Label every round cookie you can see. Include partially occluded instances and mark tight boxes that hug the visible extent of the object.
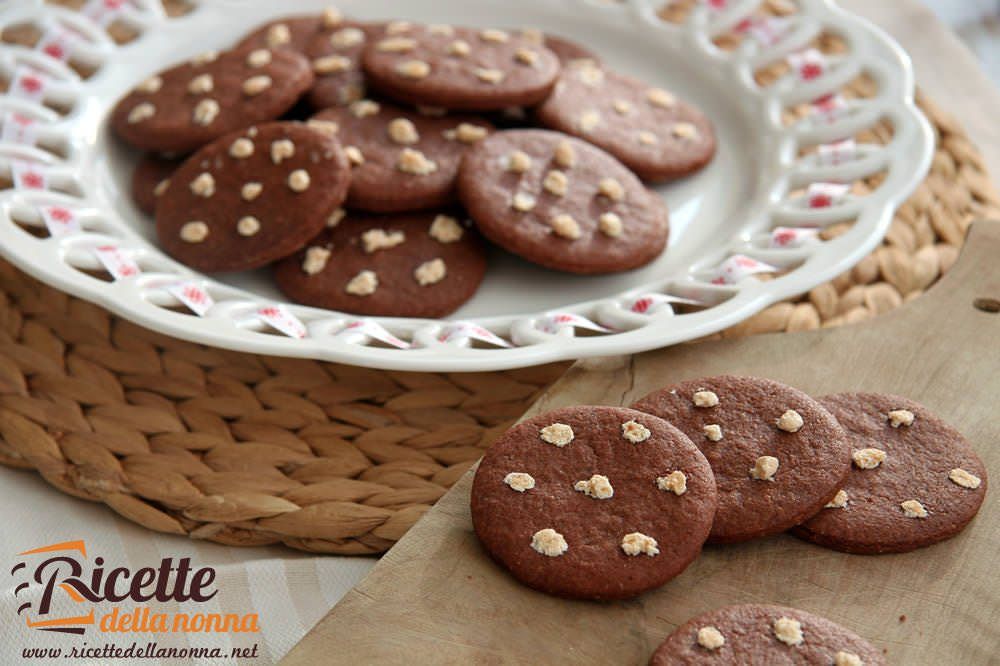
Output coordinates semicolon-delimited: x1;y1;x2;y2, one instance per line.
305;21;383;109
536;61;715;182
362;24;561;111
649;604;886;665
471;406;717;600
457;129;669;274
631;375;851;544
131;153;180;216
273;210;487;318
793;393;988;554
111;47;313;154
312;100;492;212
156;122;350;273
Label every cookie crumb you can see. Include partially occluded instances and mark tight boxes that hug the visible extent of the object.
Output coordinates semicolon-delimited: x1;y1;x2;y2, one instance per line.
396;60;431;79
377;37;416;52
345;270;378;296
229;137;254;159
327;208;346;228
361;228;406;253
901;499;928;518
621;532;659;557
598;177;625;202
697;626;725;650
703;424;723;441
313;54;351;74
350;99;381;118
834;651;863;666
888;409;915;428
693;390;719;407
554;140;576;168
423;215;463;244
192;99;219;126
613;99;632;115
621;420;651;443
447;40;471;57
414;258;447;286
578;110;601;133
270;139;295;164
505;150;533;173
345;145;365;165
246;48;272;68
190;51;218;66
307;119;339;136
598;212;623;238
180;221;209;243
515;48;538;66
949;468;982;489
385;20;411;35
638;130;659;145
330;27;364;49
136;76;162;94
776;409;804;433
240;182;262;201
504;472;535;492
657;470;687;496
750;455;779;481
543;170;569;197
187;73;214;95
397;148;438;175
575;62;604;86
512;192;537;212
301;246;331;275
852;448;887;470
574;474;614;499
549;214;581;240
647;87;676;109
825;489;848;509
189;172;215;198
480;28;509;43
531;528;568;557
448;123;488;143
153;179;169;197
428;24;455;37
773;617;803;646
287;169;311;192
128;102;156;124
387;118;420;145
322;6;343;28
236;216;261;237
475;67;506;84
672;122;699;140
266;23;291;47
539;423;574;447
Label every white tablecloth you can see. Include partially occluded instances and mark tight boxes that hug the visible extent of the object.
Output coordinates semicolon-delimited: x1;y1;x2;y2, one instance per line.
0;467;374;666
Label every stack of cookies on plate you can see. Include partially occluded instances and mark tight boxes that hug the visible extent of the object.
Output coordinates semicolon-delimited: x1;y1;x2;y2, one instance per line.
112;7;716;318
471;378;987;663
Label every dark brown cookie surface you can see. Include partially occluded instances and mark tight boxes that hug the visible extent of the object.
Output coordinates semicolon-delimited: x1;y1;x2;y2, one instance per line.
457;129;669;274
536;61;715;182
312;101;492;212
362;24;561;111
471;406;717;600
649;604;886;665
273;210;486;318
304;21;383;109
793;393;987;554
111;47;314;154
131;154;180;216
632;375;850;544
156;122;350;273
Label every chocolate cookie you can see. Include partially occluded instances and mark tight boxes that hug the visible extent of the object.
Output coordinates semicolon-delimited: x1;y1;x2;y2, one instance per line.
312;100;492;212
649;604;886;665
131;153;180;216
457;129;669;274
273;210;486;317
793;393;988;554
362;24;561;111
156;122;350;273
536;61;715;182
632;375;850;544
471;406;717;600
111;47;313;154
304;21;383;109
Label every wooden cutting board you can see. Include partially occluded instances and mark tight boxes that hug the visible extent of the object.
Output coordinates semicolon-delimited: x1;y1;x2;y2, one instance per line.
283;222;1000;665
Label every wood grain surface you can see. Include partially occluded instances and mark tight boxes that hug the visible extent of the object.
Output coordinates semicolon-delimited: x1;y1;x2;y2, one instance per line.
284;221;998;664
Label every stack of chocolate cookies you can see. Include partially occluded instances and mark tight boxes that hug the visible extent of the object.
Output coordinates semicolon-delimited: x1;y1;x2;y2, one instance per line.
112;7;717;318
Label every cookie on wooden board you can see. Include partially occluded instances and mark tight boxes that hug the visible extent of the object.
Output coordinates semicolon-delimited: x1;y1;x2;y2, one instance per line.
156;122;350;273
312;100;492;212
131;153;180;216
457;129;669;274
471;405;717;600
536;60;715;181
273;210;487;318
111;47;313;154
631;375;851;544
793;393;988;554
649;604;886;665
362;24;562;111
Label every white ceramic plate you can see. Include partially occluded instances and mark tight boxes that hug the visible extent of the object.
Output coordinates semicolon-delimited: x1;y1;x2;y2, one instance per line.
0;0;933;370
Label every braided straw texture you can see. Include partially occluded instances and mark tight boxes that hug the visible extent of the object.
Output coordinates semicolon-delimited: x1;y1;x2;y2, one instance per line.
0;0;998;555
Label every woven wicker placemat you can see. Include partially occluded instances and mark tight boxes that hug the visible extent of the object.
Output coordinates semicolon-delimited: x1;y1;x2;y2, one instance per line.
2;3;999;556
